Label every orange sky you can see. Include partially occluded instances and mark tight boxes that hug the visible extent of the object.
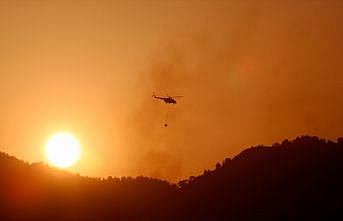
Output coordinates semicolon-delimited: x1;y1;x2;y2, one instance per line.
0;0;343;181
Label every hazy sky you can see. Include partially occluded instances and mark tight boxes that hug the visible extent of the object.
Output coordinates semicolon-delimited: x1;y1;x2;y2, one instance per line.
0;0;343;181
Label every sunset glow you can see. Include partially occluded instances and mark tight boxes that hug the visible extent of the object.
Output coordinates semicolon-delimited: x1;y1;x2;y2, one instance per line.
45;133;81;168
0;0;342;181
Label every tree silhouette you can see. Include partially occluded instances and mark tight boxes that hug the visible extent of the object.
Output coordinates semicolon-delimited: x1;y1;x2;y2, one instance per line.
0;135;343;220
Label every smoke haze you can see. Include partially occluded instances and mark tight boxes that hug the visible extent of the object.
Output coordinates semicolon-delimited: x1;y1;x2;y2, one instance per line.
0;0;343;181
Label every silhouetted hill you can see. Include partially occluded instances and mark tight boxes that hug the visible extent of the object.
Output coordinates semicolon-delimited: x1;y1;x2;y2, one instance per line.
177;136;343;220
1;135;343;220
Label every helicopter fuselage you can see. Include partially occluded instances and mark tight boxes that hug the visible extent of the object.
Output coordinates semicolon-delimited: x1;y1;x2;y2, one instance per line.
163;97;177;104
153;96;177;104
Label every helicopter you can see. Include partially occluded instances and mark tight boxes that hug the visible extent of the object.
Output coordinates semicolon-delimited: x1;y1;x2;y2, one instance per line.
152;93;183;104
152;93;183;127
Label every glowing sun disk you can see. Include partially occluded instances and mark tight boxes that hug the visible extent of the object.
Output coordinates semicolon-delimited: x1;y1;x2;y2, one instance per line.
45;133;81;168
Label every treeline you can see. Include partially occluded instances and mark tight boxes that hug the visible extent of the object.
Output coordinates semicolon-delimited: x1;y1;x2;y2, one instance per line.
0;135;343;220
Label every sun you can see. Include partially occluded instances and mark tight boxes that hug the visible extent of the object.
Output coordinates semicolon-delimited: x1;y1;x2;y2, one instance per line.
45;132;81;168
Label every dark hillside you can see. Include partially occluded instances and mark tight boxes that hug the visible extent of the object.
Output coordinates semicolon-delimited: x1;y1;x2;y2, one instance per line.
1;136;343;220
178;136;343;220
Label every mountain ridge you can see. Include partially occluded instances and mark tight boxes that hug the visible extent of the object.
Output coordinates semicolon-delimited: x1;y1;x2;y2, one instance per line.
0;135;343;220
